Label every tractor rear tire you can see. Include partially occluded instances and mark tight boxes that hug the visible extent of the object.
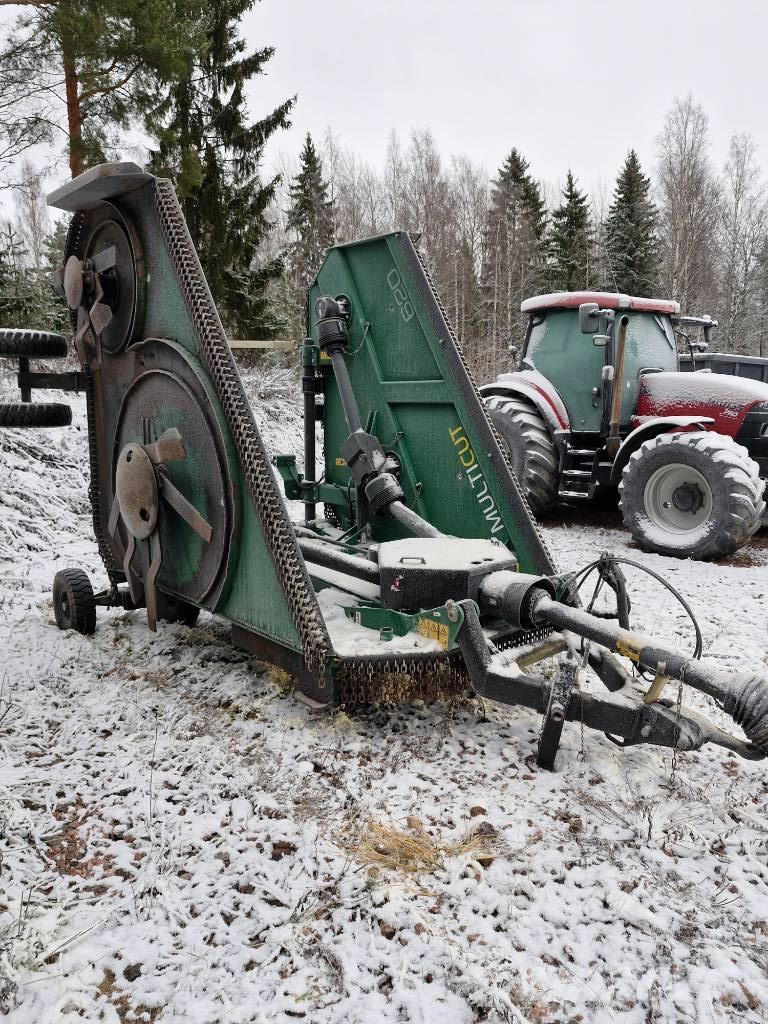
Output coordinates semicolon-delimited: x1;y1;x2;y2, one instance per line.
53;569;96;635
0;403;72;428
619;431;765;560
485;394;559;517
0;329;68;359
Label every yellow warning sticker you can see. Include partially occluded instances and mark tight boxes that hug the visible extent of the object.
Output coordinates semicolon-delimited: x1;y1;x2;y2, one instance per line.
616;635;642;663
335;457;346;467
417;618;449;649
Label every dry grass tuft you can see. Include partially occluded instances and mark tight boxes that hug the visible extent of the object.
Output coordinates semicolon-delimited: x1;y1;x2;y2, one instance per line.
267;666;295;696
349;818;497;875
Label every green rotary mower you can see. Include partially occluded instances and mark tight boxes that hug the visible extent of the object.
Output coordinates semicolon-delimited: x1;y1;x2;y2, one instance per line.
2;162;766;771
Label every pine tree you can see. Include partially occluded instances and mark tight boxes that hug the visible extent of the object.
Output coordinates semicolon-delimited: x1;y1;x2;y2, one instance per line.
479;149;547;380
147;0;294;337
547;171;594;291
0;1;206;180
603;150;658;294
287;133;335;299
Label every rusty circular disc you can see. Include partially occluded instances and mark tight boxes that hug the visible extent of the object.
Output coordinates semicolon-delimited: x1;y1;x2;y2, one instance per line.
63;255;84;311
112;340;234;608
65;203;145;355
115;443;159;540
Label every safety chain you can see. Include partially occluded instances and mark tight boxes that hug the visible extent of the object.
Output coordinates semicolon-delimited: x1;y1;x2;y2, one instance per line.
335;651;468;705
335;626;553;705
578;640;590;761
669;678;685;786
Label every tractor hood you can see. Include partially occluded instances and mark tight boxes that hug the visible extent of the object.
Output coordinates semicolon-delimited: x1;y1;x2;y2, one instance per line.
635;371;768;434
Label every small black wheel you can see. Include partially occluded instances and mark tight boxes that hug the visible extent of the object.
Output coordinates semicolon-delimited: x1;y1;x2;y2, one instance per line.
0;403;72;428
155;592;201;627
0;329;68;359
53;569;96;635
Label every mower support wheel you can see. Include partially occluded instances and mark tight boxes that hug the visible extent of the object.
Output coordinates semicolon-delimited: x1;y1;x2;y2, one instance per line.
485;394;559;517
619;431;765;559
53;569;97;635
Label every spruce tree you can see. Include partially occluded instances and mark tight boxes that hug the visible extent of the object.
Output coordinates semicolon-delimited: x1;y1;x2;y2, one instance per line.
0;225;29;328
287;133;335;297
0;224;66;331
547;171;594;291
603;150;658;294
479;149;547;379
147;1;294;337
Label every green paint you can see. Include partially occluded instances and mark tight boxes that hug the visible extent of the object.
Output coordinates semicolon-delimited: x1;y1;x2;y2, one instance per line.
344;600;465;650
524;309;677;431
310;232;549;572
274;453;351;513
118;187;306;654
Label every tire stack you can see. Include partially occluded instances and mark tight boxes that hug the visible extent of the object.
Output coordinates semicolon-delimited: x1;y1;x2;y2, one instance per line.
0;329;72;427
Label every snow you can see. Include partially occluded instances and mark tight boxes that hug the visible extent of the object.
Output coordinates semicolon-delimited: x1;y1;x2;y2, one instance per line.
640;370;768;410
317;588;443;656
2;370;768;1024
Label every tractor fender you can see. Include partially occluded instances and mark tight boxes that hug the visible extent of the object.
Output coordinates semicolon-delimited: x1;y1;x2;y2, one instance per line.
480;370;569;435
610;416;715;484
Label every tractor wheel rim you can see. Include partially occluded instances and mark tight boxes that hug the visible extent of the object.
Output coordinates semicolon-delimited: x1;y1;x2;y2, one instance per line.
644;463;713;536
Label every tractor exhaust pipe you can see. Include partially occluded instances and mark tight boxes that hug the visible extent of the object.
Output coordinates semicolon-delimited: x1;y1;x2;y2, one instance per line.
605;314;629;460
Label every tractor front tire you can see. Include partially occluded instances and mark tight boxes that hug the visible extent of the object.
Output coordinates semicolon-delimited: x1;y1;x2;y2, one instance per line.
485;394;559;517
53;569;96;635
619;431;764;560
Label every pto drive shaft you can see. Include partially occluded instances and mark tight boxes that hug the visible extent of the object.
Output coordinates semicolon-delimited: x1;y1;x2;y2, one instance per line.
478;571;768;755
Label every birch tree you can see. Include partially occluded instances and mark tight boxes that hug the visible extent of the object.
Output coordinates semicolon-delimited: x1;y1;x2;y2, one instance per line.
656;95;720;315
716;134;768;353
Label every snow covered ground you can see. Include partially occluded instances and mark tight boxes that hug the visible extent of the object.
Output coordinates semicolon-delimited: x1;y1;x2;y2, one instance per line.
1;374;767;1024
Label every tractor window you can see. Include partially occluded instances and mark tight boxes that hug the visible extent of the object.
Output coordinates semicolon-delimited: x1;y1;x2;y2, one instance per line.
621;314;679;423
523;310;606;431
653;314;677;352
525;315;548;363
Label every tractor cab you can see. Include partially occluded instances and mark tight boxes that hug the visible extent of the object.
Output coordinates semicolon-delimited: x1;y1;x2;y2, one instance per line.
519;292;680;434
482;290;768;560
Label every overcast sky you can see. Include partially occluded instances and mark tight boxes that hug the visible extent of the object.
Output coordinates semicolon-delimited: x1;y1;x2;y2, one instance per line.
245;0;768;193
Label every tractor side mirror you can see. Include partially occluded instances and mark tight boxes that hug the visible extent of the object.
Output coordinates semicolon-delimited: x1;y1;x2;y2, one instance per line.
578;302;600;334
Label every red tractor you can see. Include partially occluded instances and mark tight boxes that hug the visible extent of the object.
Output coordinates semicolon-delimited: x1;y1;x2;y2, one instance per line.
481;292;768;559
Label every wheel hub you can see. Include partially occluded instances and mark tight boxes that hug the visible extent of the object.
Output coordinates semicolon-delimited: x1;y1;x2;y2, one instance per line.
669;482;704;514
